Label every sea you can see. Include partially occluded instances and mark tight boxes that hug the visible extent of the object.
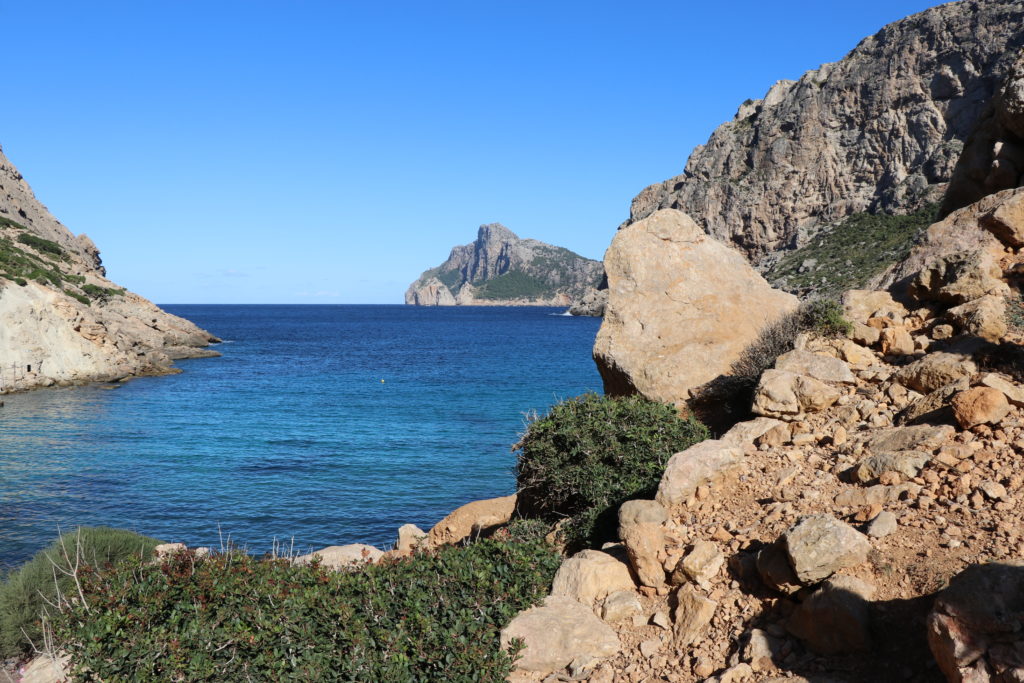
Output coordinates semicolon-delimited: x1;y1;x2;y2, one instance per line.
0;305;603;569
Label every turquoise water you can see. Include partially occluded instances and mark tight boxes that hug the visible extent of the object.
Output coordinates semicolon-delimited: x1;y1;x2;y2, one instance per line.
0;305;603;568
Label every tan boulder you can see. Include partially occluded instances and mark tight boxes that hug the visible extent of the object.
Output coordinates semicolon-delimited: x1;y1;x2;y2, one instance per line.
774;349;855;384
720;417;786;448
501;595;620;675
293;544;384;570
673;540;724;588
895;352;977;393
981;188;1024;247
911;250;1007;305
394;524;427;555
19;654;70;683
951;387;1011;428
979;372;1024;406
153;542;187;559
879;327;915;356
593;209;798;406
427;494;516;546
863;424;955;453
850;322;881;347
783;515;870;585
842;290;908;324
752;369;841;419
786;575;875;655
945;295;1008;341
656;440;743;507
674;584;718;646
550;549;636;607
618;500;668;588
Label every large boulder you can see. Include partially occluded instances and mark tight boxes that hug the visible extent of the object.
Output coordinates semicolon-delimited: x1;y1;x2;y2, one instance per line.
550;549;636;607
927;561;1024;683
618;500;669;588
501;596;620;676
786;575;875;655
594;209;798;406
752;370;842;420
656;440;743;507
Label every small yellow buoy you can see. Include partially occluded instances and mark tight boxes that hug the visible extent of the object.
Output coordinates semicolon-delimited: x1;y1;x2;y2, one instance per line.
381;379;385;383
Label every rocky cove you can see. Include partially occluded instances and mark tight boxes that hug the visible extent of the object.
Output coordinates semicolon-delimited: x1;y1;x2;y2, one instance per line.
7;1;1024;682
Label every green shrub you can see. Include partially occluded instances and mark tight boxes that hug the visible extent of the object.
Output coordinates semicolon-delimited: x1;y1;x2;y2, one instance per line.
500;518;552;544
515;394;709;548
473;270;554;300
16;233;65;258
0;527;162;657
53;538;559;682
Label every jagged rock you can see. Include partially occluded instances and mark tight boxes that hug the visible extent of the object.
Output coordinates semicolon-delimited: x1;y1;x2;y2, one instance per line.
946;295;1008;342
783;515;871;585
756;541;801;595
405;223;602;306
628;3;1024;264
394;524;427;555
927;561;1024;683
618;500;668;588
851;322;882;347
550;549;635;607
786;575;875;655
911;251;1008;306
880;327;916;356
0;146;219;392
898;379;970;425
863;424;954;453
601;589;642;623
752;369;841;419
593;209;797;406
427;494;516;546
774;350;855;384
501;595;620;675
981;187;1024;248
852;451;930;483
842;290;908;325
673;540;724;587
674;584;717;647
979;373;1024;407
951;387;1011;428
721;417;786;448
656;439;743;507
896;353;977;394
568;286;608;317
294;544;384;570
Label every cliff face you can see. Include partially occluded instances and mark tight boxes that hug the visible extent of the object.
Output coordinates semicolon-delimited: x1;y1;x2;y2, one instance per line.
628;0;1024;262
0;145;219;393
406;223;603;307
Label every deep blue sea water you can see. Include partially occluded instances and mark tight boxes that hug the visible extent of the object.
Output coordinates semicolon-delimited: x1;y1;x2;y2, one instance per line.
0;305;602;569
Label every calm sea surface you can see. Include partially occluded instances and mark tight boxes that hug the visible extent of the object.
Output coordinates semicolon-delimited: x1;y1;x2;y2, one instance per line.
0;305;602;569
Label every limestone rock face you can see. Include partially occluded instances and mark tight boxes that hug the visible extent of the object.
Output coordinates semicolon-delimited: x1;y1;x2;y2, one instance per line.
405;223;602;307
626;2;1024;262
500;595;620;675
594;209;798;405
0;145;219;393
568;286;608;317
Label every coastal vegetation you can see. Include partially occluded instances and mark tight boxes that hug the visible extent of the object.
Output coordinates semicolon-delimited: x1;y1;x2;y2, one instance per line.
0;527;162;658
0;223;123;303
767;204;939;296
515;394;709;548
52;537;560;681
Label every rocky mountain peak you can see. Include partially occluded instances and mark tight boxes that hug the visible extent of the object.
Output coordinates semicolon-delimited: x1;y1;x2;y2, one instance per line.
628;0;1024;264
406;224;603;307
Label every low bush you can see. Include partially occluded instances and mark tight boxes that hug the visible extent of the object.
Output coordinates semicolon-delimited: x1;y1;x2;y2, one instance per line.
515;393;709;548
16;233;65;259
0;527;162;657
690;298;852;431
53;537;560;681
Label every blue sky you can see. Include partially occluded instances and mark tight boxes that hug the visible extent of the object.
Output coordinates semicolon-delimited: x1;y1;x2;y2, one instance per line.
2;0;940;303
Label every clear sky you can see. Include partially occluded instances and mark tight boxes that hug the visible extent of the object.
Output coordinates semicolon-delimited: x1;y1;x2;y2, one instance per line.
2;0;941;304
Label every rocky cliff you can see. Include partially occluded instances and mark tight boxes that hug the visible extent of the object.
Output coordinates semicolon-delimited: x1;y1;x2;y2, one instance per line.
628;0;1024;265
0;145;219;393
405;223;603;307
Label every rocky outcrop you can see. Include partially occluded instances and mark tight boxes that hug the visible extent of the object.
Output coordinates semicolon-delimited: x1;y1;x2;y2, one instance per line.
405;223;602;307
627;1;1024;262
593;209;798;406
0;145;218;393
568;286;608;317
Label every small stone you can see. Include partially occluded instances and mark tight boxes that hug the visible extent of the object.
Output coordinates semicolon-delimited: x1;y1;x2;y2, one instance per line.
866;510;898;538
639;638;661;658
931;324;954;340
673;540;724;587
673;585;717;646
602;590;643;623
651;610;671;630
951;387;1011;428
880;327;915;356
783;515;871;585
978;480;1007;501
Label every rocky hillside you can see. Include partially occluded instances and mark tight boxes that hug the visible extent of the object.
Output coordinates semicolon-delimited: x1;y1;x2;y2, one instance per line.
405;223;603;307
0;145;218;393
628;0;1024;270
